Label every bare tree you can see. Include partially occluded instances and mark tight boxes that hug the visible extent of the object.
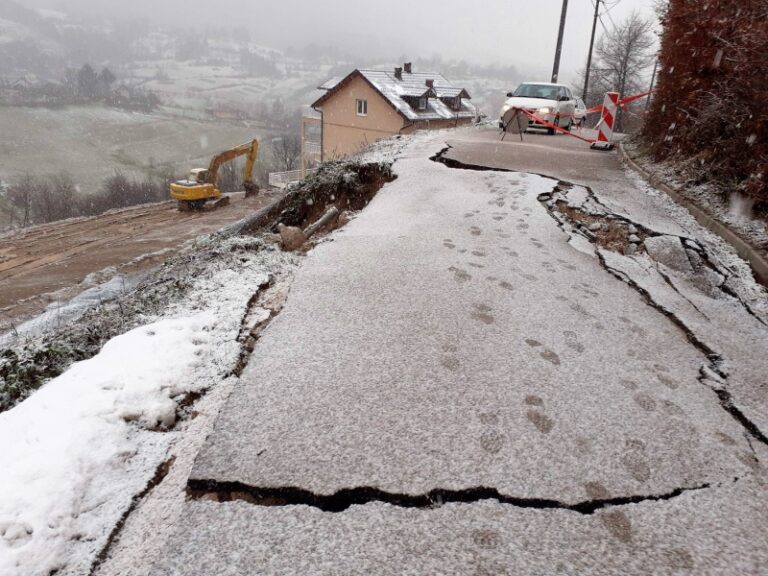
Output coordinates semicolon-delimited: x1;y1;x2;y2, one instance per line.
270;135;302;172
6;175;35;227
581;11;656;130
31;174;77;223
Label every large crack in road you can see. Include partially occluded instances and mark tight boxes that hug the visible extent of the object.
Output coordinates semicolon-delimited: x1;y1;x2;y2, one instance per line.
91;160;398;576
186;478;712;514
432;148;768;453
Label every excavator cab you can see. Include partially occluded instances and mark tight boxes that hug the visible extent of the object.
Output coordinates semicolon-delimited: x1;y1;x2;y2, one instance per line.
170;139;260;210
189;168;209;184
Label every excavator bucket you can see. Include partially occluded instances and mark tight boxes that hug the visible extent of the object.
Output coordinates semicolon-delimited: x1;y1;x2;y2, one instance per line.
244;181;260;198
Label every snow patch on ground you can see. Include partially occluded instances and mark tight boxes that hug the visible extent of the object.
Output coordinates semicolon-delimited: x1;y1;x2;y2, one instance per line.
0;316;206;575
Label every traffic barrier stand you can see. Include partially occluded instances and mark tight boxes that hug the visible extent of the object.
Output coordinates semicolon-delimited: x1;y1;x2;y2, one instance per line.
499;90;649;151
590;92;619;151
585;90;651;116
500;108;527;142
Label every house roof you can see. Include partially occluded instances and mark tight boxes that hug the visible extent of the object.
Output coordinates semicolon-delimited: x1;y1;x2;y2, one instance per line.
318;76;345;91
435;87;470;99
313;68;476;122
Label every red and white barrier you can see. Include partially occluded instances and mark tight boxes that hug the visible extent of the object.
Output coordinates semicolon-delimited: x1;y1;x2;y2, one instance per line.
591;92;620;150
499;90;651;151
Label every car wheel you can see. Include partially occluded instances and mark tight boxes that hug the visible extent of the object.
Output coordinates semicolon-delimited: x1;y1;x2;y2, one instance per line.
548;116;559;135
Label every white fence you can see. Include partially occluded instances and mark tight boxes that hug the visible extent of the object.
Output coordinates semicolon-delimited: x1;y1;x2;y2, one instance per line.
268;168;318;189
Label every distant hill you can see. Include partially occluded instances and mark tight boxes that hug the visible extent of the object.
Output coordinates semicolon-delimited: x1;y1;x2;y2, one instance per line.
0;0;138;78
0;0;61;44
0;0;66;76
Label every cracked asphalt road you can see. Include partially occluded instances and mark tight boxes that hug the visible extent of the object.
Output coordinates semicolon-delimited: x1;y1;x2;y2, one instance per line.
151;129;768;575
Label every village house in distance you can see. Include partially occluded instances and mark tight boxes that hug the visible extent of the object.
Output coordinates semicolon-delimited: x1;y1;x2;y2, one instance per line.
302;63;476;170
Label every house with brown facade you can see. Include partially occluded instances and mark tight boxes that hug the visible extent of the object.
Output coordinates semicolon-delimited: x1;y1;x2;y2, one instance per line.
303;63;476;165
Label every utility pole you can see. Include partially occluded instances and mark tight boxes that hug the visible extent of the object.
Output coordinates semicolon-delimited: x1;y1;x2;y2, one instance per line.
551;0;569;83
582;0;601;100
644;59;659;113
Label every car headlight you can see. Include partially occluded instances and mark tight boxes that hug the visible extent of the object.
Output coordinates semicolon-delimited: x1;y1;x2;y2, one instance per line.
538;107;552;114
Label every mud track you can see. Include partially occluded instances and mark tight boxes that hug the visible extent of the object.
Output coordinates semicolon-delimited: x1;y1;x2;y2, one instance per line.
0;191;282;332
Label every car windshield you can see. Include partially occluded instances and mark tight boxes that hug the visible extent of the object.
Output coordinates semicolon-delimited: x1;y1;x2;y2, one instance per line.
513;84;559;99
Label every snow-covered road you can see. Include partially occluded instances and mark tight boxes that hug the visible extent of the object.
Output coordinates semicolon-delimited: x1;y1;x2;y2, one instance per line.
143;132;768;575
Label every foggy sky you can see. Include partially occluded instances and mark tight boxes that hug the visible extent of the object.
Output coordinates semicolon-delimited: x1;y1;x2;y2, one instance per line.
27;0;657;83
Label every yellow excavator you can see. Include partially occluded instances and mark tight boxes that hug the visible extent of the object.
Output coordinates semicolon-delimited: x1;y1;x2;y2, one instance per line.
170;139;260;210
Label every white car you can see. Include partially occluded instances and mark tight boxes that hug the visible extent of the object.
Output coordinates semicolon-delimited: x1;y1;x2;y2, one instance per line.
500;82;577;134
574;97;588;127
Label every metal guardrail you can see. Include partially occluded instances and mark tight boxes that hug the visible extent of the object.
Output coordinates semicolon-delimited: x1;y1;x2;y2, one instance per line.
268;168;318;189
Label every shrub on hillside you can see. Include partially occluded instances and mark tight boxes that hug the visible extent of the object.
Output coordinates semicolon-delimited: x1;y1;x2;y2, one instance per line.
78;172;171;216
644;0;768;203
1;171;175;228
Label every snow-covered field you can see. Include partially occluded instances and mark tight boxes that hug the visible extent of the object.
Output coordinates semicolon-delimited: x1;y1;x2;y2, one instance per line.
129;58;334;114
0;105;264;194
0;234;297;575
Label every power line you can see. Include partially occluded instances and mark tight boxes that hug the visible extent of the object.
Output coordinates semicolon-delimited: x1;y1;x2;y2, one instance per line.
598;14;611;34
601;0;621;29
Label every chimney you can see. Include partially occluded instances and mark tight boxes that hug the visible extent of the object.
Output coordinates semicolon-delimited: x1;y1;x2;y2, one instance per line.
404;62;412;74
425;79;434;89
394;67;403;80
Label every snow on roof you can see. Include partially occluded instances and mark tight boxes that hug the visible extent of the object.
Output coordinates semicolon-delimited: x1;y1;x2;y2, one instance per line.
314;68;476;122
318;76;344;91
434;87;469;99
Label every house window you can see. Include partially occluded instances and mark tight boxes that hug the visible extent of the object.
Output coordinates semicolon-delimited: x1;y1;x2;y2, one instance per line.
356;99;368;116
419;97;427;110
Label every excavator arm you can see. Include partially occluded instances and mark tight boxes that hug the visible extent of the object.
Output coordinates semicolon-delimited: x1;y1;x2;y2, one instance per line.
206;139;260;190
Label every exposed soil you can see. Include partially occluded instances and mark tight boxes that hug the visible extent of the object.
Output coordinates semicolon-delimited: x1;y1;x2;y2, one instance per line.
0;190;282;332
549;201;649;255
268;161;396;231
